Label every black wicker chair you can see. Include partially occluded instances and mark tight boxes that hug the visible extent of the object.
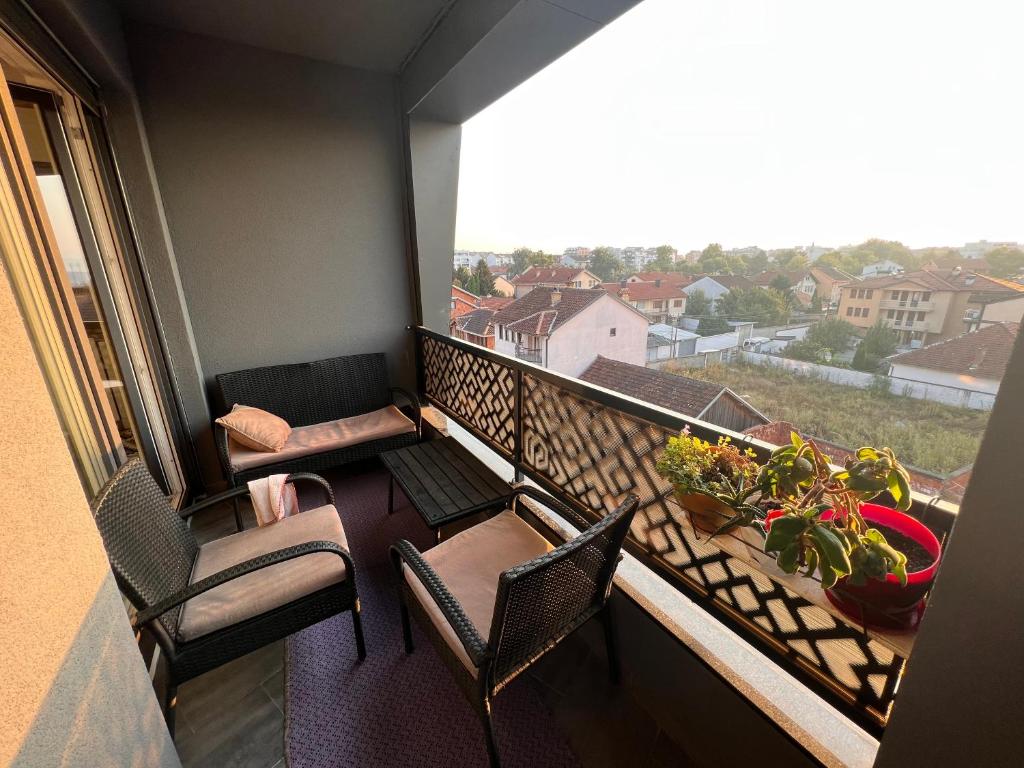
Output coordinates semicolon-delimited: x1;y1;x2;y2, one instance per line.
390;486;639;768
213;352;421;526
91;458;365;735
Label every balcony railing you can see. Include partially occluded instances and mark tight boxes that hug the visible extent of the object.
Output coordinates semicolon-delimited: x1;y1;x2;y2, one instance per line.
880;299;934;311
514;344;543;364
415;327;957;735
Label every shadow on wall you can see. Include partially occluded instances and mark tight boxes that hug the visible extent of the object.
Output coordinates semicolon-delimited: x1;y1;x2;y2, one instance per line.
10;572;180;768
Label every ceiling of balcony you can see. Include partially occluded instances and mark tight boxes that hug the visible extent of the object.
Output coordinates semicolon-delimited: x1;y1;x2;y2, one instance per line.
110;0;454;73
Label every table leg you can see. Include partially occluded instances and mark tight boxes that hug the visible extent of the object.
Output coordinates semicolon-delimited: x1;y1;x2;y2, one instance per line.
435;526;442;545
388;475;394;515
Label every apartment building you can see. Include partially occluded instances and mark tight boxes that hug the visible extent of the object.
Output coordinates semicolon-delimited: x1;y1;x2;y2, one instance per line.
492;287;647;376
509;266;601;297
837;269;1024;345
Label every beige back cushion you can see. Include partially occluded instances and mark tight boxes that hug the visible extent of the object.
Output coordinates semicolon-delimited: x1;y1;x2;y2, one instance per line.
216;404;292;452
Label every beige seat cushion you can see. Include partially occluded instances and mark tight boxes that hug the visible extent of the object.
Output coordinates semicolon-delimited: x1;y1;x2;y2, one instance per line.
178;504;349;642
404;509;553;674
229;405;416;473
216;404;292;452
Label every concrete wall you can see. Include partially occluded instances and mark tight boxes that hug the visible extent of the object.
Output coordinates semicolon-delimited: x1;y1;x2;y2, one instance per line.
889;363;1000;395
739;351;997;410
547;295;647;377
126;25;415;460
0;260;178;767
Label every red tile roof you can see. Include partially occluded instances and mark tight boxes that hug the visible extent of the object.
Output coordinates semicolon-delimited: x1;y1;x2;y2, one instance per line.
511;266;588;285
478;296;513;310
629;272;692;285
851;269;1024;294
580;356;765;424
492;287;606;336
602;282;688;300
889;322;1019;380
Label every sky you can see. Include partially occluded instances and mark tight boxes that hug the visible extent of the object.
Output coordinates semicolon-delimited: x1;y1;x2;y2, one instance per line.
454;0;1024;255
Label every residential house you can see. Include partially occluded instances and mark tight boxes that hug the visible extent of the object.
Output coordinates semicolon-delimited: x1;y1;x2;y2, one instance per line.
974;292;1024;329
837;268;1024;346
478;295;513;311
510;266;602;298
753;266;854;310
627;271;692;286
685;274;756;304
452;307;497;349
861;259;904;277
602;280;688;323
561;246;592;267
492;287;647;376
450;284;479;320
888;322;1019;395
646;324;699;363
488;265;515;297
580;356;768;432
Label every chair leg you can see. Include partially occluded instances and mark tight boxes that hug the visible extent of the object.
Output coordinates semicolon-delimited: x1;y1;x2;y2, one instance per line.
164;678;178;738
602;603;621;685
481;698;502;768
352;598;367;661
387;475;395;514
232;496;243;531
390;549;415;653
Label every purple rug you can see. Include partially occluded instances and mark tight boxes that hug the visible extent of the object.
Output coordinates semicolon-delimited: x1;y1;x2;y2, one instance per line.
285;468;580;768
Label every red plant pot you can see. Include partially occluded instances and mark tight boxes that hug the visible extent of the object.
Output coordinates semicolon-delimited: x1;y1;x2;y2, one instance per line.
823;503;942;632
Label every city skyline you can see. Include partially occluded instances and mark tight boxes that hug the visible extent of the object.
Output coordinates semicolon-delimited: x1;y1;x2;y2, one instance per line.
454;0;1024;254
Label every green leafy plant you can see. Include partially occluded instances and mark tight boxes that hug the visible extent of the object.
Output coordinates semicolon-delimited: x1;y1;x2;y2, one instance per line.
655;429;764;535
758;433;912;589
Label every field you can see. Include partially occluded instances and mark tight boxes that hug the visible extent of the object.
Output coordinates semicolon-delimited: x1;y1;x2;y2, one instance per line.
677;361;988;475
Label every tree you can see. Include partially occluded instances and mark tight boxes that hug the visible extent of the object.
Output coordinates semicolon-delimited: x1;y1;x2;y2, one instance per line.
806;318;855;352
527;250;556;268
769;274;794;294
510;248;533;278
772;249;808;270
852;320;898;372
467;258;496;296
699;242;744;274
684;289;712;318
453;265;472;289
740;249;769;275
590;246;624;281
652;244;676;271
715;287;791;325
986;246;1024;278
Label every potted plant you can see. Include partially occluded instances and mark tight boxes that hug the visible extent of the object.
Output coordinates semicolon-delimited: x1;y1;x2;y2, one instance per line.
759;433;941;631
655;429;769;563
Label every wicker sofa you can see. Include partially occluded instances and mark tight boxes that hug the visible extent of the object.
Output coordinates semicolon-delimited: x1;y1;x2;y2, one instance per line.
213;352;420;491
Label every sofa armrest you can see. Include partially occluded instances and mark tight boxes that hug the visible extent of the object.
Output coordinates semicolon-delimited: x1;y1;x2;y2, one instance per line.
390;386;422;438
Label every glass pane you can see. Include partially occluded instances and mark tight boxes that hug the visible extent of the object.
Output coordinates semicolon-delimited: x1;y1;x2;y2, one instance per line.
13;96;139;457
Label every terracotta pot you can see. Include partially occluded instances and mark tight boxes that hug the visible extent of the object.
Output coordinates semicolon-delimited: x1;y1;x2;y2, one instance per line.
673;489;772;568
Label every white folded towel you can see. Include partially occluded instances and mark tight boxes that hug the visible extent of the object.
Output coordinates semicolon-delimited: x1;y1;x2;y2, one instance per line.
247;474;299;527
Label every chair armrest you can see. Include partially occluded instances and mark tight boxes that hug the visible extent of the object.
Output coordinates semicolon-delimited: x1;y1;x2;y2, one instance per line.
509;485;593;532
390;386;422;437
180;473;334;519
390;539;490;667
132;539;354;631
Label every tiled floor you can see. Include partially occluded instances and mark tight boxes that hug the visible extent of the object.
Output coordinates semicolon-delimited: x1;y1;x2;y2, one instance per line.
172;465;688;768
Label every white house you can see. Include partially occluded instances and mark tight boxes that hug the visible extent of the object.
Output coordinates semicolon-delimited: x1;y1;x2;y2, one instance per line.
861;259;904;277
685;274;756;304
887;322;1019;395
492;287;648;377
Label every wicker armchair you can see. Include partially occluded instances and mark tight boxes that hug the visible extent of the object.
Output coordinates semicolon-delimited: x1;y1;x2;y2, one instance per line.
91;458;365;734
390;486;639;768
213;353;421;526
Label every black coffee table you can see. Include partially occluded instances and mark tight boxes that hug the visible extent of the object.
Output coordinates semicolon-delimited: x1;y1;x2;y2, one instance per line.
380;437;511;541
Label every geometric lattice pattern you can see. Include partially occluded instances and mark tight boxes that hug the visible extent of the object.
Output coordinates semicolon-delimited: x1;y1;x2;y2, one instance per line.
421;334;516;458
420;331;905;731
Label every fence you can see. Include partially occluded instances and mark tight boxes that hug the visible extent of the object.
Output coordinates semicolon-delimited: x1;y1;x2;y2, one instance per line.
738;351;997;411
415;326;957;734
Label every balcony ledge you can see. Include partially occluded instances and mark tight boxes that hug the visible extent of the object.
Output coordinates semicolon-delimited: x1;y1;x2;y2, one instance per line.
444;422;879;768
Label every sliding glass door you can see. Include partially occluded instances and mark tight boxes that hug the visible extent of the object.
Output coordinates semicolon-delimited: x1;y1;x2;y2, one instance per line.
0;44;186;501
